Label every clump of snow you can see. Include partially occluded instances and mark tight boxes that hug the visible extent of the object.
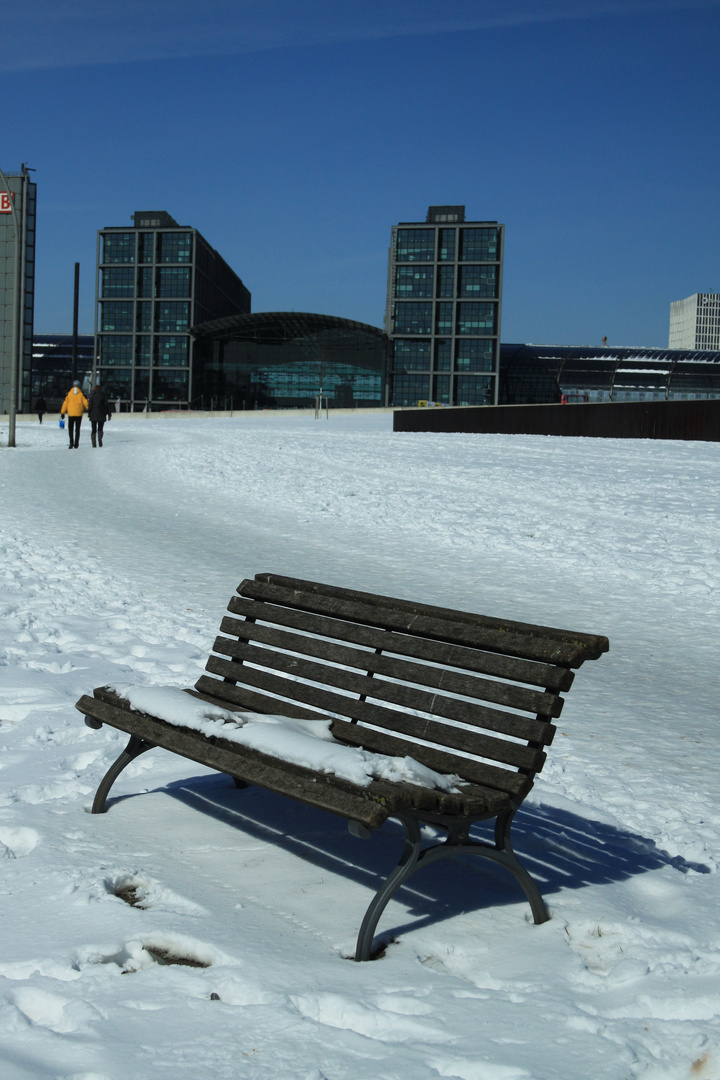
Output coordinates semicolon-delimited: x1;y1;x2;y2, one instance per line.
0;826;40;858
108;682;461;793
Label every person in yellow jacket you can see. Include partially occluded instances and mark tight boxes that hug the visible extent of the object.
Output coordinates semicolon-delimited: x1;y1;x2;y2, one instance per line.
60;381;89;449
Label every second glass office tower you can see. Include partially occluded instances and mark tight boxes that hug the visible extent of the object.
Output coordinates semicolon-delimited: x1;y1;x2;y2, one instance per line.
385;206;503;407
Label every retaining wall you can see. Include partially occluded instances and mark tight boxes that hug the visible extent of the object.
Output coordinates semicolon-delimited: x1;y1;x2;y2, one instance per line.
393;399;720;441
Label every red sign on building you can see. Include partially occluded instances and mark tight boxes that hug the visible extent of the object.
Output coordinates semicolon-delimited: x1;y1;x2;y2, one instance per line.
1;191;12;213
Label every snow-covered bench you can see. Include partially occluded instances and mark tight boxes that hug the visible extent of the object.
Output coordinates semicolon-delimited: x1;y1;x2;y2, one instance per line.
76;573;609;961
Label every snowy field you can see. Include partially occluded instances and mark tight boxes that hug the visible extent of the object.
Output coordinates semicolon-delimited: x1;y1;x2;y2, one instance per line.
0;411;718;1080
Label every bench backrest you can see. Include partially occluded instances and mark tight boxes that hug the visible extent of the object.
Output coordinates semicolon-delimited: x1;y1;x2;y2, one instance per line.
194;574;609;799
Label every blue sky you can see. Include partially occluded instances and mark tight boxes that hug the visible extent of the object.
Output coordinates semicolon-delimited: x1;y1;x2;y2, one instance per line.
3;0;719;346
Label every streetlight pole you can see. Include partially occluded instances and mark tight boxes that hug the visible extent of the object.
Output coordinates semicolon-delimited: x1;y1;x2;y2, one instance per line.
0;165;21;448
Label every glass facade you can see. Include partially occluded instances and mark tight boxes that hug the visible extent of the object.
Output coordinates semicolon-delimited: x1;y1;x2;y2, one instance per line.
498;344;720;405
136;336;151;365
101;268;135;297
438;229;456;262
458;264;497;298
100;302;134;332
396;229;435;262
191;313;388;410
394;303;433;335
386;208;503;406
98;335;133;363
102;233;135;264
137;302;152;331
157;232;192;263
437;265;454;298
393;374;432;407
155;301;190;332
456;338;494;371
95;212;250;409
156;336;189;365
457;302;496;335
30;335;94;413
394;340;431;368
460;228;500;262
137;267;153;297
156;266;191;297
436;302;454;336
433;374;451;403
455;375;494;405
396;265;433;297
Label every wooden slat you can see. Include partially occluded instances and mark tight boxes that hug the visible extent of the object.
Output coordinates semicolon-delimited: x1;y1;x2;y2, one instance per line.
226;597;575;692
240;580;580;667
202;656;547;772
209;637;557;744
347;774;509;817
328;719;529;799
243;576;609;666
193;676;329;721
252;573;610;660
214;620;564;718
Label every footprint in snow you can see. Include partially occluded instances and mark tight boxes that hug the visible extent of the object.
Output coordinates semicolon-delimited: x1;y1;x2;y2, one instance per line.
76;932;223;973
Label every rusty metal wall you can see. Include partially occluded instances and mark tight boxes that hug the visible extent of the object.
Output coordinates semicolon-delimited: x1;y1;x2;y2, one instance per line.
393;398;720;441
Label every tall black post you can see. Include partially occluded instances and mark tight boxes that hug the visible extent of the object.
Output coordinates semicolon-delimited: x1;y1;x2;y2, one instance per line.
71;262;80;381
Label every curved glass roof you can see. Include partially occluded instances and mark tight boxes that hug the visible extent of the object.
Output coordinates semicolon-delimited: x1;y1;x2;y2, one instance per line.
191;311;387;344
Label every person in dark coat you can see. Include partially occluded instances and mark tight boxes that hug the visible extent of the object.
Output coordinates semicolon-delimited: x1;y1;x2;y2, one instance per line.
35;396;47;423
88;384;112;447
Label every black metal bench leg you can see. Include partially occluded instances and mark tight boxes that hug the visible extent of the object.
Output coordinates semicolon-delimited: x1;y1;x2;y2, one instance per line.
91;735;155;814
354;808;549;958
494;805;550;924
355;814;422;961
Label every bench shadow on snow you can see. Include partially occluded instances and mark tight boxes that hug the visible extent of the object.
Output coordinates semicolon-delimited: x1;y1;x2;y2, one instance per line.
116;770;712;936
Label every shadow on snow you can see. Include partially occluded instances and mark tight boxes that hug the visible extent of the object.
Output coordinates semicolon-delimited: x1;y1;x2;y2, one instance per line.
105;770;710;941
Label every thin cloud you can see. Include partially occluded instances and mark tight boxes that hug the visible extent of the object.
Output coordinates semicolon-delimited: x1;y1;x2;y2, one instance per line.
2;0;718;72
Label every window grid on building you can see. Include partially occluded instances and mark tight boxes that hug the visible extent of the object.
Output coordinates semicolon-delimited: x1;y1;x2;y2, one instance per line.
95;212;250;408
385;208;503;406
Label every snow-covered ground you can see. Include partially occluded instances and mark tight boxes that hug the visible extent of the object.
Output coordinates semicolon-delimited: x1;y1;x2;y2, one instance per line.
0;411;718;1080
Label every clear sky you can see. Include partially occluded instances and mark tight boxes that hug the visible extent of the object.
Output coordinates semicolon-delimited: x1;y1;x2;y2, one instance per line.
3;0;719;346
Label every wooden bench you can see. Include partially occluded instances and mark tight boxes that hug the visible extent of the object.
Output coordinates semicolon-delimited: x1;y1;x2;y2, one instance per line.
76;573;609;961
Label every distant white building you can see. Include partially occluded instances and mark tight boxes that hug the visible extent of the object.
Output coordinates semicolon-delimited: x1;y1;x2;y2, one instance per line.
669;293;720;351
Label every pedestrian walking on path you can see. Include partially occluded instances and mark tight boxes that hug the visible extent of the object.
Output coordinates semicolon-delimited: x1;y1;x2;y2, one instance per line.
60;381;88;449
35;396;46;423
88;384;112;447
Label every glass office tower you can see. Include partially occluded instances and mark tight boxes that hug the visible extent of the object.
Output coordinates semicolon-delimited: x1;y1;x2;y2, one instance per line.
385;206;503;407
95;211;250;409
0;167;36;414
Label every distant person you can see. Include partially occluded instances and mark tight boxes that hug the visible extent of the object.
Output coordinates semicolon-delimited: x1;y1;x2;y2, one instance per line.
60;380;88;449
88;384;112;447
115;397;121;414
35;395;46;423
